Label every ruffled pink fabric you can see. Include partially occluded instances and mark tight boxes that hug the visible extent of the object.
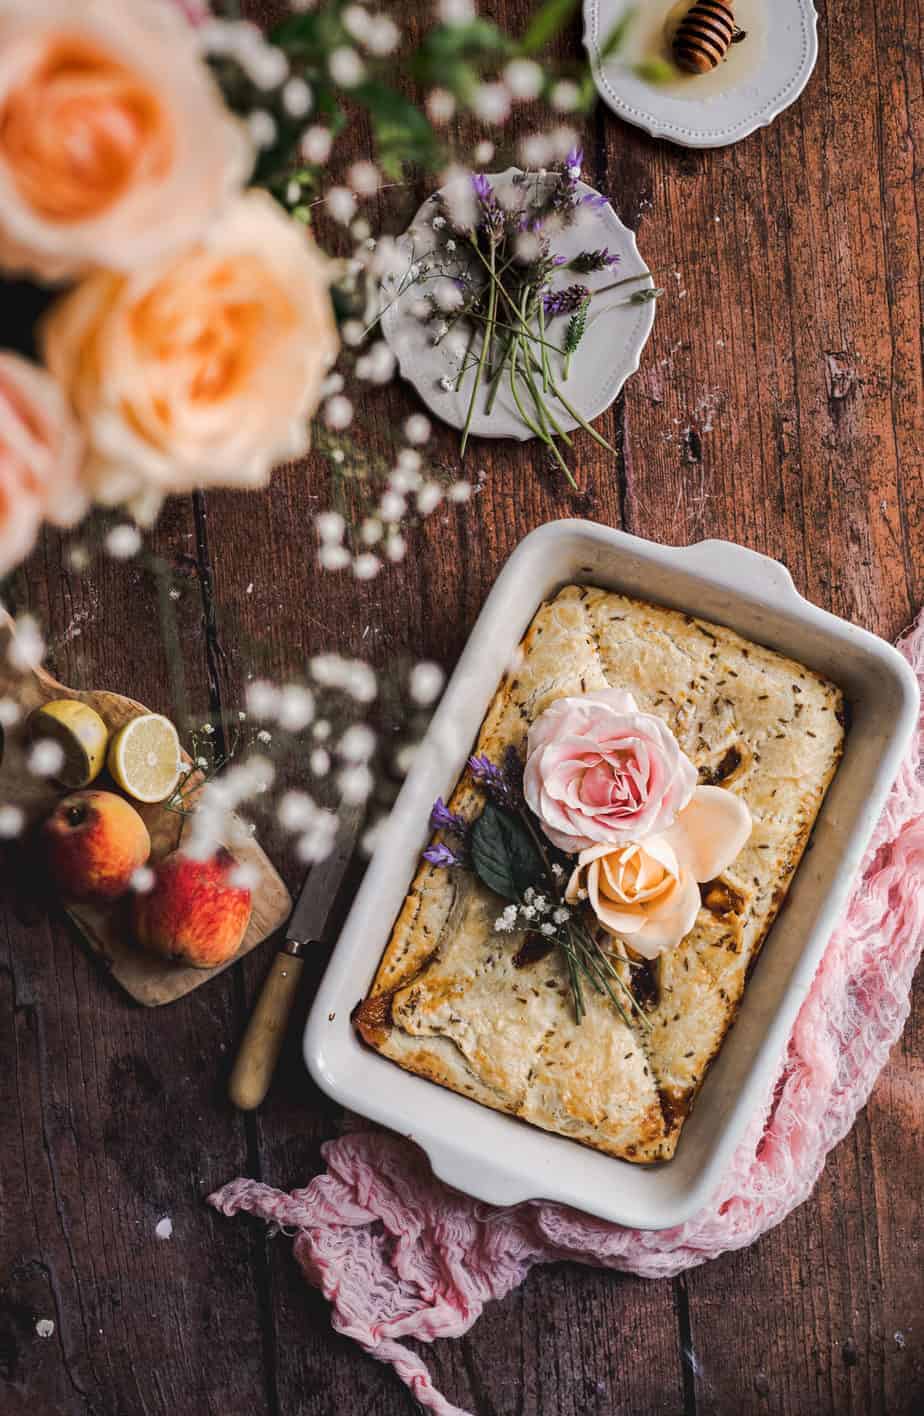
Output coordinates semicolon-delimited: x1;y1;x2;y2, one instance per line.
210;613;924;1416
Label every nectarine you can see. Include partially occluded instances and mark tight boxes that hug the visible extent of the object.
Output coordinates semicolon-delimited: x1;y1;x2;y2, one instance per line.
132;847;252;969
43;790;151;902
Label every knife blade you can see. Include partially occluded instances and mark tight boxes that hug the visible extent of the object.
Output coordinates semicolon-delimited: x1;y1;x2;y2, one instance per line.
283;804;363;956
228;806;362;1110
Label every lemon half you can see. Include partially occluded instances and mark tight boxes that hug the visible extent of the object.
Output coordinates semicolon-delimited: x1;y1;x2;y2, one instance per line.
108;713;182;804
30;699;109;788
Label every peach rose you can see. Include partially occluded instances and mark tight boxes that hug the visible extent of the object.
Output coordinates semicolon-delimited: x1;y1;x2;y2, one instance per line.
42;191;339;521
565;786;752;957
0;0;250;281
0;351;86;575
524;688;698;853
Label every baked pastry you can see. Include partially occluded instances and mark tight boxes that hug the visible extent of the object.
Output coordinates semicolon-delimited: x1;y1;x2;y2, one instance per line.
355;586;845;1162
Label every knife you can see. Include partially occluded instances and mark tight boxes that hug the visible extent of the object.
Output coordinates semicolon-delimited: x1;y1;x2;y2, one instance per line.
228;807;361;1111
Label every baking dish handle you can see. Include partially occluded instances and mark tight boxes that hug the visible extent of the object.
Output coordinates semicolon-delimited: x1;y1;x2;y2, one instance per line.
676;539;807;607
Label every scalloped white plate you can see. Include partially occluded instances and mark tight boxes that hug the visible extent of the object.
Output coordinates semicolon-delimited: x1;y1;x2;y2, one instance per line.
585;0;818;149
379;168;654;441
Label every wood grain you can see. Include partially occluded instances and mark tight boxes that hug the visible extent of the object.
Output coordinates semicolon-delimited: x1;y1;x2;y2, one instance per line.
2;0;922;1413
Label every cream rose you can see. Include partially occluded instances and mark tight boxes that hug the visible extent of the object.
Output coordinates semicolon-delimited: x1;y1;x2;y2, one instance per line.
524;688;699;853
0;0;250;281
0;351;86;575
565;785;752;957
42;191;339;520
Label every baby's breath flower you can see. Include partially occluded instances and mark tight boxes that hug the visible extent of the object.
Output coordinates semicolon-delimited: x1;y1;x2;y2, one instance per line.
504;58;543;99
426;88;456;125
324;394;354;429
0;804;25;838
130;865;156;894
319;545;351;571
27;739;65;777
329;46;365;87
474;141;495;164
409;661;444;705
278;790;317;832
416;482;443;515
403;414;431;445
348;160;380;195
367;15;400;54
539;922;556;937
247;110;277;148
352;553;380;580
243;679;275;719
301;126;332;163
339;763;373;803
316;510;346;543
276;684;315;732
310;747;331;776
105;524;141;559
282;77;312;117
326;187;357;224
0;697;21;727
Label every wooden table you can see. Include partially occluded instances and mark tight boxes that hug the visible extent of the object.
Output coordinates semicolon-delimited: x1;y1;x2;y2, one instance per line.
2;2;922;1412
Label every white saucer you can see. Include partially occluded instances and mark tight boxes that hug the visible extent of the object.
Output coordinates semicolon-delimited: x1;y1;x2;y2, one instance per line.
379;168;655;442
584;0;819;149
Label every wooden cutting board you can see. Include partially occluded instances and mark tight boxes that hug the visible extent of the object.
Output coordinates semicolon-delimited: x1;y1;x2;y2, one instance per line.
0;611;291;1006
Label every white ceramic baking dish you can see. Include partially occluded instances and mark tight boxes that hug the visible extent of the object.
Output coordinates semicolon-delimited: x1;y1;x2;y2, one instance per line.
304;522;918;1230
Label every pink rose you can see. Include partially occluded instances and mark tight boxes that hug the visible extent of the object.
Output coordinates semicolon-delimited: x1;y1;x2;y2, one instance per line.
0;352;86;576
523;689;698;853
0;0;250;282
565;786;752;958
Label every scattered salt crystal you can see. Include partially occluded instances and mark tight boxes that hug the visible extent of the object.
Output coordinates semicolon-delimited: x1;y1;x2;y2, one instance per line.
155;1217;173;1240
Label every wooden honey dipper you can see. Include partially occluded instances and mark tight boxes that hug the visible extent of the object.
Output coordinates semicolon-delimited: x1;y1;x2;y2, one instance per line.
672;0;737;74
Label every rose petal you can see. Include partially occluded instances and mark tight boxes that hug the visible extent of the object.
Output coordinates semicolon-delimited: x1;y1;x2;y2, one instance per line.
662;785;752;883
629;868;702;958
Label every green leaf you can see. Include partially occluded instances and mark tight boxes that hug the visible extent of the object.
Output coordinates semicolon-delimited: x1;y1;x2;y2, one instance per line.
598;7;638;61
563;297;589;355
353;81;440;178
521;0;580;55
470;803;545;901
633;56;676;84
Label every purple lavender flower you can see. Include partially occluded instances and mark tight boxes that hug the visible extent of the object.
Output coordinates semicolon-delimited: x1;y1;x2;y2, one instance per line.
569;247;620;274
471;173;504;237
430;797;469;838
543;283;591;317
580;191;610;211
423;842;465;868
468;750;524;810
564;146;584;177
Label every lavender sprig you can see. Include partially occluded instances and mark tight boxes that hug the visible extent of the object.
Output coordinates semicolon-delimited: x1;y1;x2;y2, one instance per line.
568;248;620;273
430;797;469;838
543;283;591;317
422;841;466;868
468;748;524;810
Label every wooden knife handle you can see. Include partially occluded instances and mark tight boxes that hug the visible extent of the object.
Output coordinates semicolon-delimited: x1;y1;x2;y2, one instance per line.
228;951;304;1111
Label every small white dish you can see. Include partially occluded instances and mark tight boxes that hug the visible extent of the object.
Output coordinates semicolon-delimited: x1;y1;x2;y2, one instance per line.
379;168;655;440
585;0;819;149
305;523;918;1230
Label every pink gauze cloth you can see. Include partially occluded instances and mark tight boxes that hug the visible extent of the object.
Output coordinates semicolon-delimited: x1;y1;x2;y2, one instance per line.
210;612;924;1416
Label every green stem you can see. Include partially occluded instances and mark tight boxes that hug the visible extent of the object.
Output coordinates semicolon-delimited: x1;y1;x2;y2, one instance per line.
459;239;497;459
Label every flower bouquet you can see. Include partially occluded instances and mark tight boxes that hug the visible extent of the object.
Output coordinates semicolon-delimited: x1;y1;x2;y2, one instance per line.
423;686;752;1023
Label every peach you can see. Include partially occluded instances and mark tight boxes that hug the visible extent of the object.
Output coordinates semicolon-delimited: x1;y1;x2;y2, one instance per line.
132;847;252;969
43;789;151;902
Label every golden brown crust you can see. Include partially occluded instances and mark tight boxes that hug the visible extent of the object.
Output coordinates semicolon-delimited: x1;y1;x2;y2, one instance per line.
358;587;845;1163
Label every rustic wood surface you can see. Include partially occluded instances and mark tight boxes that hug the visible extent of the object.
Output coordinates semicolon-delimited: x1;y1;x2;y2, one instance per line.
2;1;922;1413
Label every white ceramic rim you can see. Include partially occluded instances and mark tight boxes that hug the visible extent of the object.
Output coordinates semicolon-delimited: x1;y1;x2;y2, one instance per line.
305;522;918;1229
583;0;820;149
